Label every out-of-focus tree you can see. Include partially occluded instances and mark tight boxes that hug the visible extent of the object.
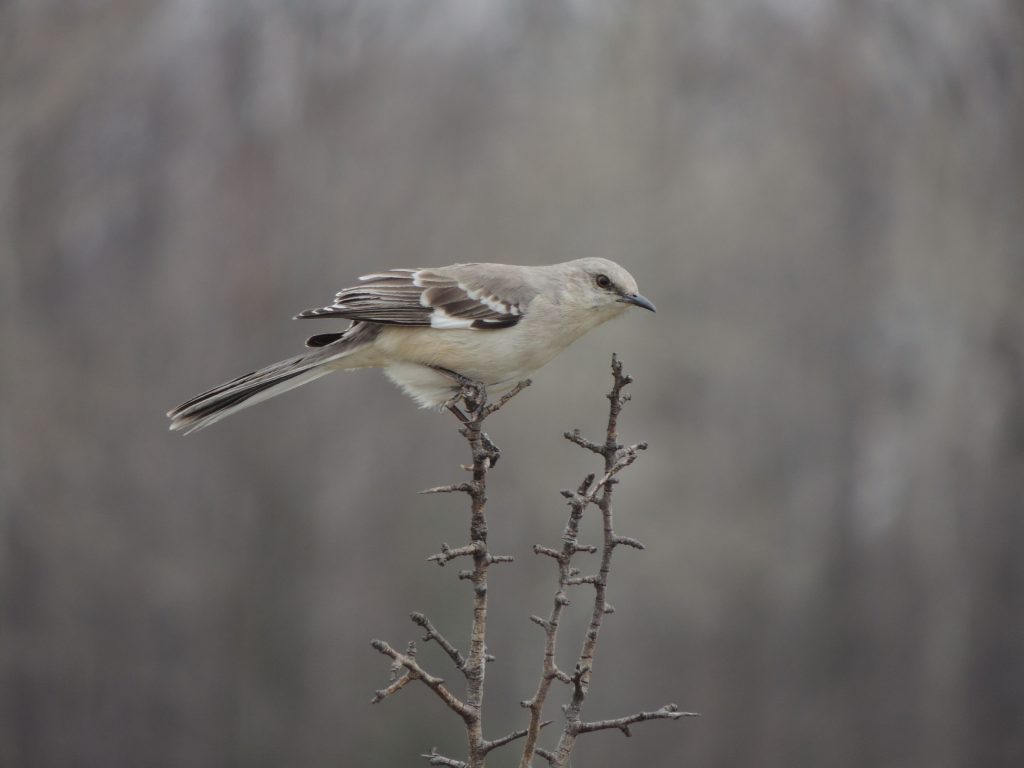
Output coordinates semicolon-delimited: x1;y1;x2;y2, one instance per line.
2;2;1022;767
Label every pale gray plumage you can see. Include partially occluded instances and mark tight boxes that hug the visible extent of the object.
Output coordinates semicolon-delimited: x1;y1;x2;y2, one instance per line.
168;258;654;434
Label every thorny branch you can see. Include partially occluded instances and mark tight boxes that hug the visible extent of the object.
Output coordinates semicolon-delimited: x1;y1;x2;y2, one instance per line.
519;355;696;768
371;377;532;768
370;356;693;768
575;703;698;736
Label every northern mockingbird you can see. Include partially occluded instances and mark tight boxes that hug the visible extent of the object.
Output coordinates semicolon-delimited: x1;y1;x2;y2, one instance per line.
168;258;654;433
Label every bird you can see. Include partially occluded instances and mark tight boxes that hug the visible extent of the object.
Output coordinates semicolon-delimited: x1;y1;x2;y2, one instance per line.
167;258;655;434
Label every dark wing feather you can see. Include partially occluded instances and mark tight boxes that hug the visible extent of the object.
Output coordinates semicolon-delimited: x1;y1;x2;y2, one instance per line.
295;267;528;330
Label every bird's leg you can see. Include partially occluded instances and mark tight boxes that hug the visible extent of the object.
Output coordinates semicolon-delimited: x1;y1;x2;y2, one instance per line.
431;366;501;464
431;366;488;418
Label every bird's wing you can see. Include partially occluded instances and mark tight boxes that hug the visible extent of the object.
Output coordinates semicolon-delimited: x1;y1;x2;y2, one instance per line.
295;265;535;330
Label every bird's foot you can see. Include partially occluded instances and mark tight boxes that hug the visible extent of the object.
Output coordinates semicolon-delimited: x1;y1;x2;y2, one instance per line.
433;366;488;417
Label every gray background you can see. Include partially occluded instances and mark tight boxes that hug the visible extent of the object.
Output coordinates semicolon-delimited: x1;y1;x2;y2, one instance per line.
2;1;1023;766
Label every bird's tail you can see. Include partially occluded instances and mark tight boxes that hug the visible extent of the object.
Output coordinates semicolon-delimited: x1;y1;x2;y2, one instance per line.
167;344;354;434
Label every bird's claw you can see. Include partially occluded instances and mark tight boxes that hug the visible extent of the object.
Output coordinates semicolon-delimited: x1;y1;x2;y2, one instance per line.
433;366;488;416
458;380;486;412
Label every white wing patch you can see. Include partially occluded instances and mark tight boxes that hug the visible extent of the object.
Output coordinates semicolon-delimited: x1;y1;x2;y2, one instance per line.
430;311;476;329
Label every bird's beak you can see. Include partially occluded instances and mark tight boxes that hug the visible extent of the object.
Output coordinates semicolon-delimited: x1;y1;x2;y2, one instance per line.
620;293;656;312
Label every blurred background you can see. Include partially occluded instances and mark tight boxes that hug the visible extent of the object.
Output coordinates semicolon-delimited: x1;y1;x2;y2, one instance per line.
2;1;1023;766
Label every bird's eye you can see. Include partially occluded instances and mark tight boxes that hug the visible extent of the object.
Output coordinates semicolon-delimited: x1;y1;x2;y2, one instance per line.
595;274;612;290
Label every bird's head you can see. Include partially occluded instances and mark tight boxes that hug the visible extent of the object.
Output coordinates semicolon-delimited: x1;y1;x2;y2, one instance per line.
566;258;656;318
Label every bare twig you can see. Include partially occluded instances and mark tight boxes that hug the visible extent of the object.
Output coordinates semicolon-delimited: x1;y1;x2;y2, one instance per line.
575;704;699;737
482;379;533;417
371;359;690;768
370;639;474;722
420;482;476;495
411;612;467;672
534;747;556;764
427;542;483;566
519;355;692;768
371;672;414;704
372;377;532;768
482;721;552;754
421;747;468;768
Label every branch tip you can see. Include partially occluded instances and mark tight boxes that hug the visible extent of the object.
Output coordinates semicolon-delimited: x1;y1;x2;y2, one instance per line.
409;612;467;672
533;544;562;560
565;574;599;586
427;542;482;566
421;748;468;768
529;615;551;631
574;704;699;736
564;429;603;454
420;482;475;495
481;378;531;416
613;535;646;550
